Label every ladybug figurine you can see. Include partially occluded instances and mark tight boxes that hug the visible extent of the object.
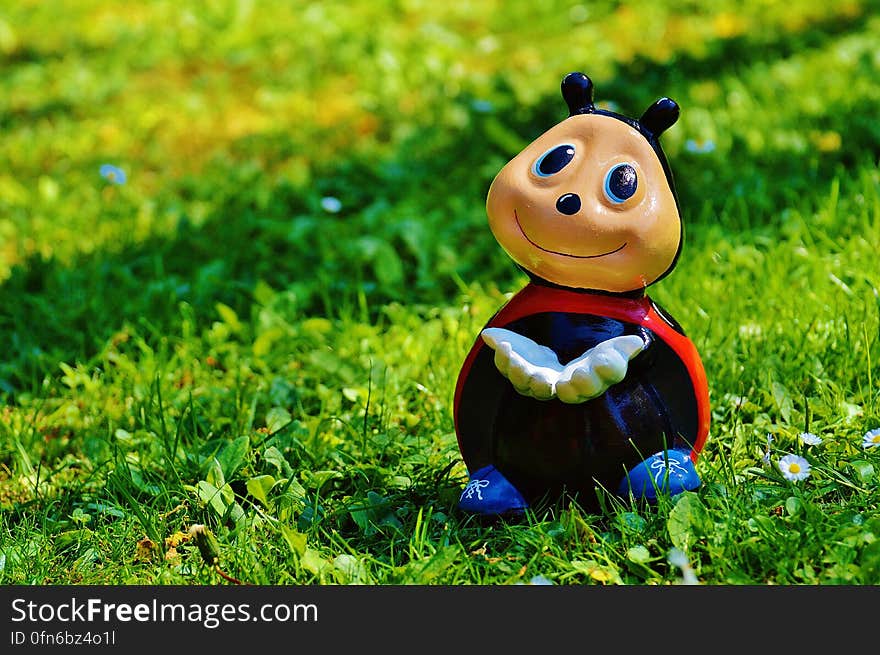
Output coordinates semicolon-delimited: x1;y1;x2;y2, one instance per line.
453;72;710;515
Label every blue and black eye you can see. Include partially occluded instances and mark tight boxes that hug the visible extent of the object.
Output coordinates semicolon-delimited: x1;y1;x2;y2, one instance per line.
603;163;638;204
532;144;575;177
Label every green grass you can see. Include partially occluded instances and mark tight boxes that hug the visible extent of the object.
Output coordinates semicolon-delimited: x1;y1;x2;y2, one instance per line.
1;0;879;585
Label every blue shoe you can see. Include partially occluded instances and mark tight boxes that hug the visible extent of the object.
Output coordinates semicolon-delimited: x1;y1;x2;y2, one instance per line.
458;465;528;515
617;449;700;502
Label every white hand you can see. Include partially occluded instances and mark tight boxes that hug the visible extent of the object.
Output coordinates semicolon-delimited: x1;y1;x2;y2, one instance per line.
555;334;646;403
481;328;646;404
481;328;560;399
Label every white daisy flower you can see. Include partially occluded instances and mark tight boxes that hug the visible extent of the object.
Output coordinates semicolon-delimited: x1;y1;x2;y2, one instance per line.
863;428;880;449
778;454;811;482
798;432;822;446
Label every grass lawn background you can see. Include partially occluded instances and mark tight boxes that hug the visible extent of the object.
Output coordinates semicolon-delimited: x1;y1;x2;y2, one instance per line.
1;0;879;584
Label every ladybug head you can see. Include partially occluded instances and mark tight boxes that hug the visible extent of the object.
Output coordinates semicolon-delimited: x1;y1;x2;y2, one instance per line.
486;72;683;294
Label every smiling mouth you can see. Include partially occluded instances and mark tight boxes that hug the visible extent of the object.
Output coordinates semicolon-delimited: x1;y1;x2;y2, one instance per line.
514;209;626;259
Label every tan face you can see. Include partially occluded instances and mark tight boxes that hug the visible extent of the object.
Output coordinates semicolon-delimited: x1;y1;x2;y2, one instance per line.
486;113;681;293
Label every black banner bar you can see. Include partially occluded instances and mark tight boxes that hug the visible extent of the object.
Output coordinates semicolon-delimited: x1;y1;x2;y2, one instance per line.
1;585;872;650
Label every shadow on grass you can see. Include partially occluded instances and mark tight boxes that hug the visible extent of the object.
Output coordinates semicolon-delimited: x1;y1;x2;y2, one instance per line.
2;5;878;396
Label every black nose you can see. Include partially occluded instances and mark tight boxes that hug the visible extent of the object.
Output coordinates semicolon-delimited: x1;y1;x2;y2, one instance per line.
556;193;581;215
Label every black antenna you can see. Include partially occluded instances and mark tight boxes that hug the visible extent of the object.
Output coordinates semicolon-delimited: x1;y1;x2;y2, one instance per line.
561;72;594;116
639;97;680;137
